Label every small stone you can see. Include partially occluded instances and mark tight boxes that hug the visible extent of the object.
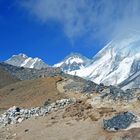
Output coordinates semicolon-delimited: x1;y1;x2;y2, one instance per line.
12;133;17;137
17;118;24;123
24;129;29;133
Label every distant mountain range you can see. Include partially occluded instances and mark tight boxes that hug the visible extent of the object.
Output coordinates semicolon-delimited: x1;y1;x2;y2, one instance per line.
4;32;140;90
5;53;48;69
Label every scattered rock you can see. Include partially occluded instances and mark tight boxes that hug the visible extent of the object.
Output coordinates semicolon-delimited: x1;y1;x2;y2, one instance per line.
103;112;137;131
101;86;135;101
12;133;17;137
63;100;93;120
44;99;51;106
95;83;105;93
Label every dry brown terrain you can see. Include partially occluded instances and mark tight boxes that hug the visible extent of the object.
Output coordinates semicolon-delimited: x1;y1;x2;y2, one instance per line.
1;103;140;140
0;76;66;109
1;75;140;140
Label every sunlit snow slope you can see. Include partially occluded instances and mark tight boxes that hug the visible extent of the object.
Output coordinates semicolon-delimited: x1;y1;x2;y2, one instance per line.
69;32;140;87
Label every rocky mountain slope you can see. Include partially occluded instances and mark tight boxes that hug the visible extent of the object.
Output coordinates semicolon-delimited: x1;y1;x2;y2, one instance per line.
54;53;90;73
0;62;98;109
5;53;48;69
0;62;62;80
68;32;140;89
0;68;19;88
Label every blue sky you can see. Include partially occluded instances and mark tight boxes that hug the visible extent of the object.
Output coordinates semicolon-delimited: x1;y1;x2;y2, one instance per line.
0;0;140;65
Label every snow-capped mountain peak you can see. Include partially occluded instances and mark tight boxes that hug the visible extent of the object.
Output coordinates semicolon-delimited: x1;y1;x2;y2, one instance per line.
16;53;28;58
54;53;90;72
5;30;140;89
5;54;48;69
68;31;140;89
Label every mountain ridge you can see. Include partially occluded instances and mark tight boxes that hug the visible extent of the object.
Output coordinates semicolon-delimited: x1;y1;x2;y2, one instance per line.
5;53;48;69
53;52;90;73
4;34;140;90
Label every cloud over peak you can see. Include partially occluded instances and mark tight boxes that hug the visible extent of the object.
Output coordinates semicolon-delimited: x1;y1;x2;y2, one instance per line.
20;0;140;42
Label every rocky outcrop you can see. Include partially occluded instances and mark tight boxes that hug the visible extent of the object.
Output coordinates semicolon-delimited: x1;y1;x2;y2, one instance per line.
63;79;97;94
103;112;137;131
57;74;97;94
98;85;140;103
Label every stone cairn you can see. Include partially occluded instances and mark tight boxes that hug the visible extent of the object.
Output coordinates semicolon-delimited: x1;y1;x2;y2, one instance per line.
0;98;75;126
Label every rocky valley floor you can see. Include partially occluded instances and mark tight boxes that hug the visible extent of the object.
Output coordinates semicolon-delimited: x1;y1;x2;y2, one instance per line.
1;65;140;140
1;101;140;140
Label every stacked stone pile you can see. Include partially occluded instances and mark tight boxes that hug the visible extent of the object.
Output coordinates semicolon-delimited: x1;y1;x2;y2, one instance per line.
0;99;75;126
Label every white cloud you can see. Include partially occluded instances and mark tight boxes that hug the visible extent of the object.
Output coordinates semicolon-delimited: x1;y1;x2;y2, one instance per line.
19;0;140;41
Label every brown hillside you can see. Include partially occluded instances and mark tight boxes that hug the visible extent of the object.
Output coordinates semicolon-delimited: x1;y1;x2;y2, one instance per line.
0;69;19;89
0;76;66;109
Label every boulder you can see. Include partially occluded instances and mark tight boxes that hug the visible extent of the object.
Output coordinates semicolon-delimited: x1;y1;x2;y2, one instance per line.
103;112;137;131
